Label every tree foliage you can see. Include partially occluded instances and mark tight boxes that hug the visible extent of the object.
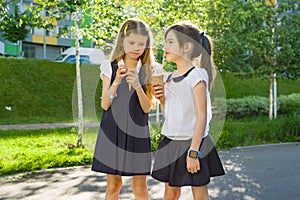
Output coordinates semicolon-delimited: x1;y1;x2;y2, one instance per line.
0;0;51;43
275;0;300;79
0;1;29;44
204;0;299;79
1;0;299;78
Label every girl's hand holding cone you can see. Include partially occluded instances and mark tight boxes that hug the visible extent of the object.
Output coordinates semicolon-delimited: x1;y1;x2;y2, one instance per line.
125;68;141;90
152;63;165;104
115;64;127;84
153;83;164;104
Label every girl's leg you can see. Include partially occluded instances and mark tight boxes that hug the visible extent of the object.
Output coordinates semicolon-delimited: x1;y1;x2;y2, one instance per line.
105;174;122;200
191;185;209;200
164;183;181;200
131;176;149;200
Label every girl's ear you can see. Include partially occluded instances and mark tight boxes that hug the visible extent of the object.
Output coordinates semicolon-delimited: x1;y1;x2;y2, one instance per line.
183;42;192;53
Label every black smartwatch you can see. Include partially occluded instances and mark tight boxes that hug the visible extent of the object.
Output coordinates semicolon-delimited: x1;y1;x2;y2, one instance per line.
187;149;202;159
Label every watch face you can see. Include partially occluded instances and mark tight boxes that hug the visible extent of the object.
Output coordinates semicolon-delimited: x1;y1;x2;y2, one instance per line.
189;151;198;158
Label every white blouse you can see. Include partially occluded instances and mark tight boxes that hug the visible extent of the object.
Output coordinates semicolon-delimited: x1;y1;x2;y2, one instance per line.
162;67;212;140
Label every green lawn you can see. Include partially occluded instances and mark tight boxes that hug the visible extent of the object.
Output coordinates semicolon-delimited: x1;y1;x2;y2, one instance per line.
0;127;98;176
0;58;101;125
0;57;299;177
1;115;299;176
1;57;299;125
221;73;300;98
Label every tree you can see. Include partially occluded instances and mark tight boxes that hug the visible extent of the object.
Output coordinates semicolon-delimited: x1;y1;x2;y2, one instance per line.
275;0;300;79
0;0;51;57
38;0;127;147
39;0;92;147
203;0;299;119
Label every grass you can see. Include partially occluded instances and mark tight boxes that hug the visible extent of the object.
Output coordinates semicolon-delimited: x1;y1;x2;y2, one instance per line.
0;127;98;176
215;115;300;149
1;115;299;177
0;57;101;125
1;57;299;124
0;58;299;176
221;73;300;98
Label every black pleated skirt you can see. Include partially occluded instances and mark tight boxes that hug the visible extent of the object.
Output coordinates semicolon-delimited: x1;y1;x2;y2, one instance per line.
151;135;225;186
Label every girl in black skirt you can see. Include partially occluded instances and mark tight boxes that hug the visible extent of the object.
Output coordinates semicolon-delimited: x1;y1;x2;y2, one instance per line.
152;21;225;200
92;18;155;200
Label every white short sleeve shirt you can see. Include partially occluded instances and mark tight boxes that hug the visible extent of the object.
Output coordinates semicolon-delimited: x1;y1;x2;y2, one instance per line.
99;60;112;80
162;67;212;140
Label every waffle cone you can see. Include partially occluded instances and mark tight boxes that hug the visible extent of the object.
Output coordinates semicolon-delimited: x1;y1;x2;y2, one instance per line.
152;75;164;85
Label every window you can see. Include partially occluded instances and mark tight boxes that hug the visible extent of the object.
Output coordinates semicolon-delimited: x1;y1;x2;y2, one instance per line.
23;46;35;58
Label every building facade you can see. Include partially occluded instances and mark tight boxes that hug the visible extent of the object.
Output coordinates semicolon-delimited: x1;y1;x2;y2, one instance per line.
0;0;93;60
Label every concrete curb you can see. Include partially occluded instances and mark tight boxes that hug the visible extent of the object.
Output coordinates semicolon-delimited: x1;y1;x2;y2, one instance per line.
0;122;99;130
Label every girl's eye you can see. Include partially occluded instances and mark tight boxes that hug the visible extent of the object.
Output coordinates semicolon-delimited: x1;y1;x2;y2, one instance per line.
129;42;135;45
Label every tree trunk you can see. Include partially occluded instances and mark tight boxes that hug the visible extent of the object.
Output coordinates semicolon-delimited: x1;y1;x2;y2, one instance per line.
269;74;273;120
273;73;277;119
75;14;84;147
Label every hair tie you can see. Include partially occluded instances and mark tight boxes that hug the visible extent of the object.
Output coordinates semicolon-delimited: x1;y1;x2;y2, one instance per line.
124;24;128;36
201;32;211;55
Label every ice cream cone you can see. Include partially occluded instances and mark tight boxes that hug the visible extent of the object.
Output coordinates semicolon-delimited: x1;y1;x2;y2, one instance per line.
153;75;164;104
152;75;164;86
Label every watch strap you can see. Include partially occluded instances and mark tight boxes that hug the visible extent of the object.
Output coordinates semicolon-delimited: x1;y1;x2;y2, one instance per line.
187;149;202;159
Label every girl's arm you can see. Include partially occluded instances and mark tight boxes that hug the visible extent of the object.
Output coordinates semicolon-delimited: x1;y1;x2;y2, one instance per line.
126;69;152;113
186;81;207;174
101;67;125;110
135;86;153;113
153;84;165;117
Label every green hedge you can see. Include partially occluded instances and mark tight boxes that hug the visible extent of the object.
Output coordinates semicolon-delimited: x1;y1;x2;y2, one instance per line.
226;93;300;118
216;115;300;149
150;115;300;151
277;93;300;115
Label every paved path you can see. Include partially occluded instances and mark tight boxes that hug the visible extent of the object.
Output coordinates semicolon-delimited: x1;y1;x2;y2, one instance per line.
0;113;161;130
0;143;299;200
0;122;99;130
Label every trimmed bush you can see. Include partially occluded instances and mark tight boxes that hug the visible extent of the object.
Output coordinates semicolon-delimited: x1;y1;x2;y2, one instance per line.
218;115;300;149
278;93;300;115
226;93;300;118
226;96;269;118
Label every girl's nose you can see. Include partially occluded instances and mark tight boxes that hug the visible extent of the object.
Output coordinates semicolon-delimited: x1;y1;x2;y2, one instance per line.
133;44;140;51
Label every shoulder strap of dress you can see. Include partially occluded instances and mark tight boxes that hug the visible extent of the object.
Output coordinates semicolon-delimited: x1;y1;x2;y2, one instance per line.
110;60;118;86
166;73;173;82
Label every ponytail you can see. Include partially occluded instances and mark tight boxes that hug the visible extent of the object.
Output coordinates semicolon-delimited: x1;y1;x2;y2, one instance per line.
198;32;216;91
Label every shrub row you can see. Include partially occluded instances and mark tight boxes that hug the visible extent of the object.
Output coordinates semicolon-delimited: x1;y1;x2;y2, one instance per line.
225;93;300;118
216;115;300;150
150;115;300;151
